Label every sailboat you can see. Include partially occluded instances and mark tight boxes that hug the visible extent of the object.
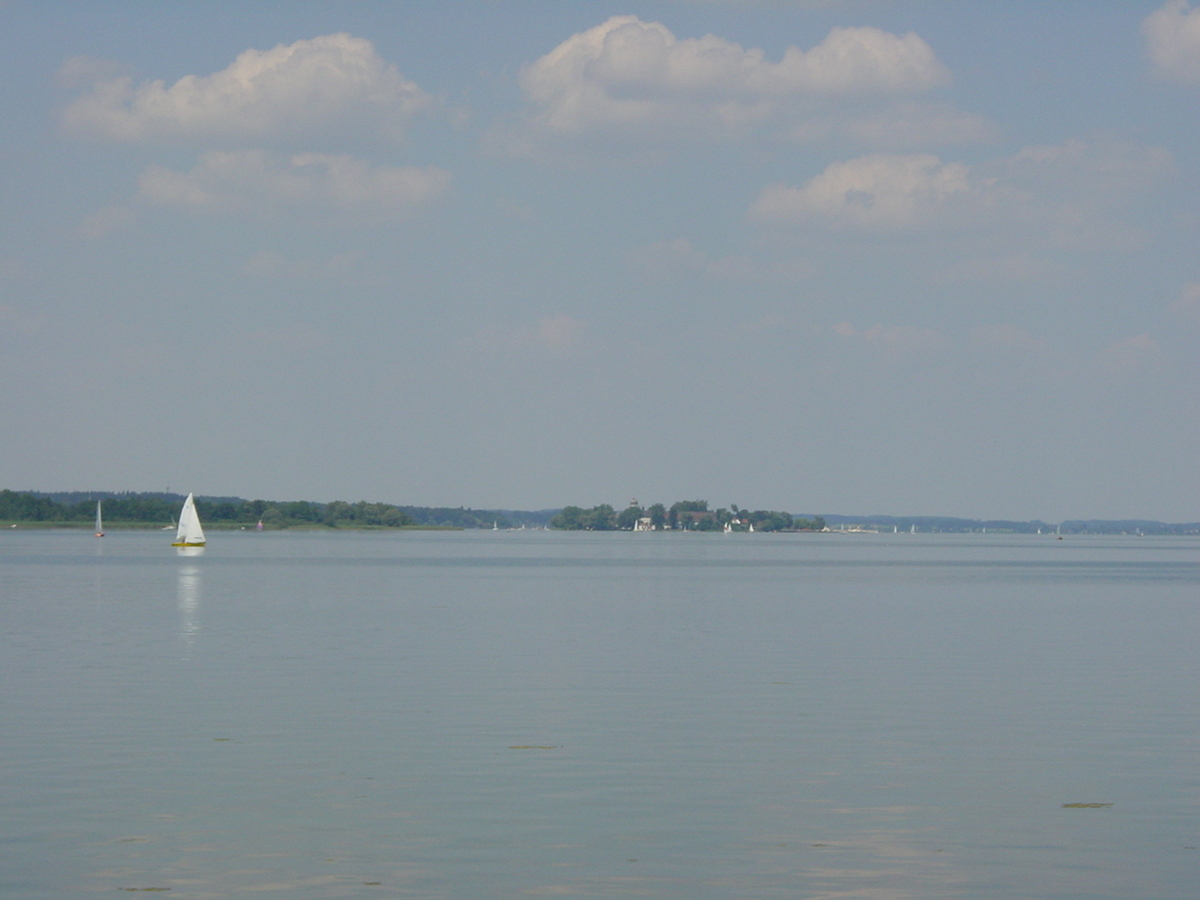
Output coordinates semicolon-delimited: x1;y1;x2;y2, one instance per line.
94;501;104;537
171;493;207;547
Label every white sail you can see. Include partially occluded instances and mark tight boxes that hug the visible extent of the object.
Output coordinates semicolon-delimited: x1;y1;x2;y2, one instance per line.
95;501;104;537
172;493;206;546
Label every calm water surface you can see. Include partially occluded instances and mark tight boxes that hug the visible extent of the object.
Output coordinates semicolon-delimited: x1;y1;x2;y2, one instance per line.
2;529;1197;898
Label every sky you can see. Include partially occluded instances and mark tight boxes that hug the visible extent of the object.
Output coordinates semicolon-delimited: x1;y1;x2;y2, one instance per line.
1;0;1198;522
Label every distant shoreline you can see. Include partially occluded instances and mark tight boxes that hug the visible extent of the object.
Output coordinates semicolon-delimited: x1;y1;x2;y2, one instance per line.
2;490;1196;536
6;520;1200;538
2;521;463;532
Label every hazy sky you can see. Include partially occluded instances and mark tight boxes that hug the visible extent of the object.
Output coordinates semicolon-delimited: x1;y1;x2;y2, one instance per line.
2;1;1198;521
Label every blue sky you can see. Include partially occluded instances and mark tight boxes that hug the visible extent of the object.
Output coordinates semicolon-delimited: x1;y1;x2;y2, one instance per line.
2;1;1198;521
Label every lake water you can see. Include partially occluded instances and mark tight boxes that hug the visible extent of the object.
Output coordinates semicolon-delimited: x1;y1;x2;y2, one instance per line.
1;528;1197;899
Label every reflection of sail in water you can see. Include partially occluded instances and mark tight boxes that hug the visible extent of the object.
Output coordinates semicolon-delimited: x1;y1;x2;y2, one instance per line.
178;564;201;648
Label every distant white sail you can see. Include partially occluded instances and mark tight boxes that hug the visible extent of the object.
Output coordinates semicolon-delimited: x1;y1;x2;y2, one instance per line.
95;501;104;537
172;493;206;547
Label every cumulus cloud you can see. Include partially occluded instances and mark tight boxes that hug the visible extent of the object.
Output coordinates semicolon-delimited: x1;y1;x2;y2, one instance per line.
61;33;430;144
749;153;987;230
136;150;451;220
517;15;950;141
750;137;1170;244
1144;0;1200;82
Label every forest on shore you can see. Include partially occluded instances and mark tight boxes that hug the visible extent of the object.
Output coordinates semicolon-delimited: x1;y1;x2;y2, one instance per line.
551;500;824;532
0;490;552;530
2;490;1195;535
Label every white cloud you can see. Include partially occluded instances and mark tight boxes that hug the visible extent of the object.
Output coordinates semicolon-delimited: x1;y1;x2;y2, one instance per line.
136;150;451;221
61;33;430;143
518;16;949;141
1144;0;1200;82
750;137;1171;244
749;153;985;230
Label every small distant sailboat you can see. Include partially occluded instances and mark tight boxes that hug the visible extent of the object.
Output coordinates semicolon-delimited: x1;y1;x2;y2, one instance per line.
94;501;104;537
171;493;206;547
256;518;263;532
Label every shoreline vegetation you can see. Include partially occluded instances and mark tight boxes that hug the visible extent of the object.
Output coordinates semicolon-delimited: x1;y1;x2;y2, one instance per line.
0;490;543;532
552;500;825;532
0;490;1196;536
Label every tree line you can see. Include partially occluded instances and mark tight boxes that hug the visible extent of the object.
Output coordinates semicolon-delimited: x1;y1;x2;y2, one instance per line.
0;490;568;530
550;499;825;532
0;490;419;529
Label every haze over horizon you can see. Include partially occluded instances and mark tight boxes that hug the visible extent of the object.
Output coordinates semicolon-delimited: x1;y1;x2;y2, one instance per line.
3;1;1198;523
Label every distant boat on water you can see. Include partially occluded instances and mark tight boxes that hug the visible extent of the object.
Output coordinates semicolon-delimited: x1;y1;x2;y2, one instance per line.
94;501;104;537
171;493;206;547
